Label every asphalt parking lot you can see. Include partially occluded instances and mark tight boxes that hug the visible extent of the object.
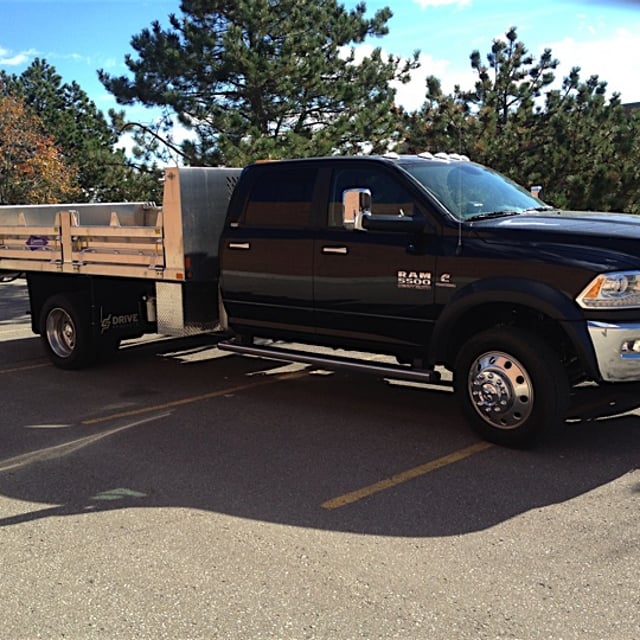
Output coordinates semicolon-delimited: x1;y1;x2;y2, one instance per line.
0;279;638;639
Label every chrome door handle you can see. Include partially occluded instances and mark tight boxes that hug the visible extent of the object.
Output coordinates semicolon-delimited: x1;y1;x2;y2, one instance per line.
228;242;250;250
322;246;348;255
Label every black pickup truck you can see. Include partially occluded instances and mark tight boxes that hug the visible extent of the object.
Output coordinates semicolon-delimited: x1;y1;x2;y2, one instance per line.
218;153;640;446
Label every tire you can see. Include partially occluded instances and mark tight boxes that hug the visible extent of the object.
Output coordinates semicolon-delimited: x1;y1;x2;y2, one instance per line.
40;294;96;369
454;327;569;447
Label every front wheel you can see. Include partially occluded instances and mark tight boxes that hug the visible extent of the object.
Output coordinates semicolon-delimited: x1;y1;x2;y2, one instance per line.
454;328;569;447
40;294;96;369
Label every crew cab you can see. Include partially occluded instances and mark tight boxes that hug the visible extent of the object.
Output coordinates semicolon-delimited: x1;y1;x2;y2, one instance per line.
218;153;640;445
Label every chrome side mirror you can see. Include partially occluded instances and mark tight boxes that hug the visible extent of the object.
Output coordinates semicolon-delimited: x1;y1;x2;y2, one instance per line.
342;188;372;230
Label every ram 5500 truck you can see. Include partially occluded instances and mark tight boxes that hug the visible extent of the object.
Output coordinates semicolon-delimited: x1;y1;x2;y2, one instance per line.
2;154;640;446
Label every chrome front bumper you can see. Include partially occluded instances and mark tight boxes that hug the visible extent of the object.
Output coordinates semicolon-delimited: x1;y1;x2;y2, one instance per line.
587;321;640;382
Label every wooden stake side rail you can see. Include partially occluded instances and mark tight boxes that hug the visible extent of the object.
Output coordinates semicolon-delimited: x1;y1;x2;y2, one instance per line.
0;204;184;280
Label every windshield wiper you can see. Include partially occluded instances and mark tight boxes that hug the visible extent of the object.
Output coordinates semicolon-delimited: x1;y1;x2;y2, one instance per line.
523;206;555;212
465;210;521;221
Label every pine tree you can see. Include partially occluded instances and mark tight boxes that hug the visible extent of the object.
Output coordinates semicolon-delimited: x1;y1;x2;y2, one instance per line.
534;71;640;212
400;27;640;213
99;0;418;165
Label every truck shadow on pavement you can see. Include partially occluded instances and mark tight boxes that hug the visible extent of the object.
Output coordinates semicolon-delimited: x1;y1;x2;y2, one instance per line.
0;336;638;538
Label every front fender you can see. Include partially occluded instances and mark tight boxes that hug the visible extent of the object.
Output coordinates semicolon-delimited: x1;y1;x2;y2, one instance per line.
429;277;599;379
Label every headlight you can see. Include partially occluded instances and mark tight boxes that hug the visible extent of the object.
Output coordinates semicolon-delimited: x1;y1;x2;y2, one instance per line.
577;272;640;309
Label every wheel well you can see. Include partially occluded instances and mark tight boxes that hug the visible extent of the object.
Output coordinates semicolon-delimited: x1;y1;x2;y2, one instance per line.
440;302;581;378
27;274;92;335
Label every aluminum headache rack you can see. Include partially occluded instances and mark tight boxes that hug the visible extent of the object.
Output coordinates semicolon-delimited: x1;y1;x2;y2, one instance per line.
0;167;241;282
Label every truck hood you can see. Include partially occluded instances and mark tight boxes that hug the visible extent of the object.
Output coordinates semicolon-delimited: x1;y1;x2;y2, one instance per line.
471;209;640;270
475;209;640;239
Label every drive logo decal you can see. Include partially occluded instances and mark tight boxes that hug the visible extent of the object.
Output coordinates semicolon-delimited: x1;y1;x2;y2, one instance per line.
100;308;140;333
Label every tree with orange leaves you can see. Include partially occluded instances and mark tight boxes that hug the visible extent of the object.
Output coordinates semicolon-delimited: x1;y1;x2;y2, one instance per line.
0;94;79;204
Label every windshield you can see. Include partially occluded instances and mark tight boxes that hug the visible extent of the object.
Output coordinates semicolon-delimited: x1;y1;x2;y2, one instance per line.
400;160;548;221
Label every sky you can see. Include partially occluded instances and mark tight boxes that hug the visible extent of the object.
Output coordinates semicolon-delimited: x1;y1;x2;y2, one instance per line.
1;0;640;133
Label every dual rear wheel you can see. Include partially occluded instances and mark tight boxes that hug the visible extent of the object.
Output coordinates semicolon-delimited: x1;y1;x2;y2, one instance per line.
40;294;119;370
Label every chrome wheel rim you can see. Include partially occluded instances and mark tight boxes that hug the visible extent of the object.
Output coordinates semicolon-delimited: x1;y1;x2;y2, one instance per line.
46;307;76;359
468;351;533;430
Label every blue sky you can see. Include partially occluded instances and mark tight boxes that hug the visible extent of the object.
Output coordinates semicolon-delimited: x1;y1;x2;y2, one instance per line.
1;0;639;127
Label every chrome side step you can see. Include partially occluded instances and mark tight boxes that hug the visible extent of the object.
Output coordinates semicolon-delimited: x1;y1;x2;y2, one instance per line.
217;339;449;386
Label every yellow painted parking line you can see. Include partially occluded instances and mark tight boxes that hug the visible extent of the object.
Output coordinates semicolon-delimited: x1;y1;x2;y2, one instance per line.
321;441;494;510
82;370;308;425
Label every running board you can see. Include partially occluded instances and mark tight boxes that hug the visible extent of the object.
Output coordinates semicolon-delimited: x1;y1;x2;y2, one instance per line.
217;340;449;386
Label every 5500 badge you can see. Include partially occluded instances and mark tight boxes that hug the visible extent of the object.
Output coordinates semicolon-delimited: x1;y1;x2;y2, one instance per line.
396;271;454;290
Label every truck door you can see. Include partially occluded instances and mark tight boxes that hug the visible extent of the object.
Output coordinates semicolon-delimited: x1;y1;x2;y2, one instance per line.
313;163;439;350
220;164;316;335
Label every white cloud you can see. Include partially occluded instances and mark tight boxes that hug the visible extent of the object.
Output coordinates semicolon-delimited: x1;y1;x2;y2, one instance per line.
393;52;477;111
67;52;89;63
352;25;640;113
545;28;640;103
101;57;119;70
0;45;95;70
0;47;37;66
345;43;476;111
0;53;29;66
388;24;640;109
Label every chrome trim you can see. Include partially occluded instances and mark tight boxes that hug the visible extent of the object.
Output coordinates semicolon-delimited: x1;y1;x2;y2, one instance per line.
467;350;533;430
228;242;250;250
587;320;640;381
322;246;348;255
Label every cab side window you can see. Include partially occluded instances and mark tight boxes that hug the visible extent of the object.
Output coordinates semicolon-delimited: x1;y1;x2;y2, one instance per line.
244;166;316;228
328;167;415;227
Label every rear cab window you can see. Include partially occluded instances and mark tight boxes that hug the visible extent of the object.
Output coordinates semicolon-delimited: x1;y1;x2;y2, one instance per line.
242;164;318;228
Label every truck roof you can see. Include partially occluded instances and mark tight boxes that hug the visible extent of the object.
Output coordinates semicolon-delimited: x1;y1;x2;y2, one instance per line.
248;152;472;169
